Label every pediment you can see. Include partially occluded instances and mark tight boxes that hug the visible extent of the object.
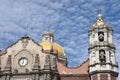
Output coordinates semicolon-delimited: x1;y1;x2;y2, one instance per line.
4;36;43;56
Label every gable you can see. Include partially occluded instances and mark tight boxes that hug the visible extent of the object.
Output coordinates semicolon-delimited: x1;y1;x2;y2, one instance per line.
0;36;48;73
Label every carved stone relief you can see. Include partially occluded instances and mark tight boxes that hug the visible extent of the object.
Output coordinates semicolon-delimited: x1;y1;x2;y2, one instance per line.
21;38;29;48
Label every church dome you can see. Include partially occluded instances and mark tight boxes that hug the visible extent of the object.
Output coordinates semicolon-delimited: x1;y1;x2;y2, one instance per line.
96;21;105;26
39;42;65;57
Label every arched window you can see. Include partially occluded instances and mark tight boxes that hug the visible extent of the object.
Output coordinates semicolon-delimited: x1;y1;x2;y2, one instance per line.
99;50;106;63
45;37;49;41
98;32;104;41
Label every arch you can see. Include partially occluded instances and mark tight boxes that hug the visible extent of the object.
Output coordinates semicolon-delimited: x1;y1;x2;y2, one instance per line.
99;49;106;63
98;31;104;41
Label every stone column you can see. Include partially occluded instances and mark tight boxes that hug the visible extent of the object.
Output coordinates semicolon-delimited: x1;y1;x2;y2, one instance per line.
32;54;40;80
4;55;12;80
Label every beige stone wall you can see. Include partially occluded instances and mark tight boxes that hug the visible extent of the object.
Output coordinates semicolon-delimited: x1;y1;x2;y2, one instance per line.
0;37;56;73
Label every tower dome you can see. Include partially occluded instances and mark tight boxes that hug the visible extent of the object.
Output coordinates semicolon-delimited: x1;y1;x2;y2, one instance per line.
96;13;105;26
89;12;109;31
39;42;65;57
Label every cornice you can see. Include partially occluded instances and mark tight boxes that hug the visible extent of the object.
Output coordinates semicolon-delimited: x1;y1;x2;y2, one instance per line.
89;70;119;77
88;43;115;51
89;63;118;68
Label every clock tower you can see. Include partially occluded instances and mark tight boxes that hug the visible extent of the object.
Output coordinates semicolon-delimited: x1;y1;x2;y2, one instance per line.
88;13;119;80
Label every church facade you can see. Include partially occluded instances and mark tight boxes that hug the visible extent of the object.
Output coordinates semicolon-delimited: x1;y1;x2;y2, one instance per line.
0;13;119;80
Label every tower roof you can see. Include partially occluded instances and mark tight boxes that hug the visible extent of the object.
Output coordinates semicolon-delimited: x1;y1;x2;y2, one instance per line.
89;12;111;31
96;12;105;26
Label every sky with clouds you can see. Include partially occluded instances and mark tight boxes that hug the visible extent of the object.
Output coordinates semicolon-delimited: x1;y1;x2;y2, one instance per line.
0;0;120;79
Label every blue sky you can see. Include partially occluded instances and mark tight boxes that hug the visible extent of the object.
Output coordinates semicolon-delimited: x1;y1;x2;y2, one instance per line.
0;0;120;79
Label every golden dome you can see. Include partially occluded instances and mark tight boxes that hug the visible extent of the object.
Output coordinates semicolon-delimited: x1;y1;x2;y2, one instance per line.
96;21;105;26
90;13;106;29
39;42;65;57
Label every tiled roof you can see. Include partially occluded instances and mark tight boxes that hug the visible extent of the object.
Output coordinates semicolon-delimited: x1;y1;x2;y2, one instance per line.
58;59;89;74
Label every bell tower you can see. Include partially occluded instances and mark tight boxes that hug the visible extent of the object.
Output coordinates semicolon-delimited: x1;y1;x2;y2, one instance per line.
88;12;119;80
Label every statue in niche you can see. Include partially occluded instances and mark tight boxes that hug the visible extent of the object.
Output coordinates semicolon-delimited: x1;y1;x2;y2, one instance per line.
33;54;40;70
99;50;106;63
52;57;57;69
35;54;39;64
5;55;12;71
44;55;51;69
98;32;104;41
45;55;50;65
7;55;11;65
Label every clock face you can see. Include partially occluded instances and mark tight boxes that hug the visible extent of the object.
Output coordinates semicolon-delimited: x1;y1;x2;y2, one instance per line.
19;58;28;67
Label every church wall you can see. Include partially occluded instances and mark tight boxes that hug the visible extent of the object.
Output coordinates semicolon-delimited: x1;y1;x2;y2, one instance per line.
0;39;45;71
60;74;90;80
0;37;59;80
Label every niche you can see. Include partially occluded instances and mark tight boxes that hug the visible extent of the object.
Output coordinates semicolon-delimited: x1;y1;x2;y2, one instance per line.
99;50;106;63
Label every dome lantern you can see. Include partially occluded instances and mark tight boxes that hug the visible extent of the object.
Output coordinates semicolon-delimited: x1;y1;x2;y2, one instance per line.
42;31;54;42
42;26;54;42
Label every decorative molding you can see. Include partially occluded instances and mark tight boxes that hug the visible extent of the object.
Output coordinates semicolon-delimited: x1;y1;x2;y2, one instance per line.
52;57;57;70
32;54;40;72
4;55;12;73
89;62;118;67
21;36;29;48
44;55;51;70
89;70;119;77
